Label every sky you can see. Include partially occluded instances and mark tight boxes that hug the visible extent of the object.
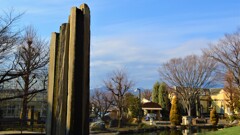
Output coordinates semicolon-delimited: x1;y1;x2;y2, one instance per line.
0;0;239;89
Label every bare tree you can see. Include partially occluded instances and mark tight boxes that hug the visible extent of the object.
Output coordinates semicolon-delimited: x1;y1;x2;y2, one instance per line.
36;66;48;90
203;29;240;89
14;26;49;124
159;54;218;116
141;89;152;100
104;69;134;127
0;9;24;84
90;88;114;119
224;71;240;114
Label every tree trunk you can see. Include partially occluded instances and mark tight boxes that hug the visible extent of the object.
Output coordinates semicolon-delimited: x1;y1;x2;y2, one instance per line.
22;96;28;125
188;103;191;116
22;75;29;125
118;107;122;128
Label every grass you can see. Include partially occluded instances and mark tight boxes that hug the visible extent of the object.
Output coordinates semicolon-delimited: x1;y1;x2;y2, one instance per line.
198;126;240;135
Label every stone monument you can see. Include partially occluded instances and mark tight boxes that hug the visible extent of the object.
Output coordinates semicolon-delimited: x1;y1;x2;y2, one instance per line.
46;4;90;135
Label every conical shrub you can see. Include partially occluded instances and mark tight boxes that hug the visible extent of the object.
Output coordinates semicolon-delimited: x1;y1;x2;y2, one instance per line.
169;96;182;125
210;107;219;125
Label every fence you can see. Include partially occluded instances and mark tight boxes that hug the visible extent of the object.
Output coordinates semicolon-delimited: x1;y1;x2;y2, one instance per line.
0;118;45;134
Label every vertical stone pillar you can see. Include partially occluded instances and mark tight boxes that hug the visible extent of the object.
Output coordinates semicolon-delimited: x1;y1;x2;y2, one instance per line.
46;32;59;135
79;5;90;133
55;23;70;135
47;3;90;135
66;4;90;135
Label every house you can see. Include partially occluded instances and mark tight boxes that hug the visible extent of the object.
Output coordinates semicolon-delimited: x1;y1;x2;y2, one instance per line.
169;87;212;117
169;86;239;117
210;88;236;116
199;89;211;115
106;98;163;120
106;107;119;120
141;98;162;120
168;87;204;116
0;89;47;121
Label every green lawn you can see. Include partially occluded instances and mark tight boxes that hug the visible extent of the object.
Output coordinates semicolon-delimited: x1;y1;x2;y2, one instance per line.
199;126;240;135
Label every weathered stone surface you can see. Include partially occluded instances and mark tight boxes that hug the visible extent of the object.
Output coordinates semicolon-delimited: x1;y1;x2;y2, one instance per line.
47;3;90;135
46;32;59;135
66;4;90;135
55;23;69;135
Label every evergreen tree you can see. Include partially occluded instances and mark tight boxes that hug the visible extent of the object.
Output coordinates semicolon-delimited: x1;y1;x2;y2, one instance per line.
124;93;141;118
152;82;160;103
210;107;219;125
170;96;182;125
158;82;171;120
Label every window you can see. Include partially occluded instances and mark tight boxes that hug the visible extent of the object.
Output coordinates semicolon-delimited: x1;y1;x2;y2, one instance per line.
6;105;15;117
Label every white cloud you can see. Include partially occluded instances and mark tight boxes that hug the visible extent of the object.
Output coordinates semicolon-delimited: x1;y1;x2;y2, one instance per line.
90;30;214;88
1;0;237;89
162;38;211;58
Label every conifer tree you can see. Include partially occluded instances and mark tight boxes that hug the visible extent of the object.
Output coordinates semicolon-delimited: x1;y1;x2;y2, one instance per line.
152;82;160;103
158;82;171;119
158;82;166;107
170;96;182;125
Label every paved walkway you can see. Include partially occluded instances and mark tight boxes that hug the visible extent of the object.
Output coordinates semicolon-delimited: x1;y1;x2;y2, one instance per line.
0;131;45;135
90;133;116;135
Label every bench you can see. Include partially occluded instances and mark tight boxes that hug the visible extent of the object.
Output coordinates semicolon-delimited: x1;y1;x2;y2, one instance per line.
196;119;207;124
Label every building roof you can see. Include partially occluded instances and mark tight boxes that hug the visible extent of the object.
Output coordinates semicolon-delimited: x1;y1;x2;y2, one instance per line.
107;106;119;112
142;102;162;110
210;88;223;95
142;98;151;103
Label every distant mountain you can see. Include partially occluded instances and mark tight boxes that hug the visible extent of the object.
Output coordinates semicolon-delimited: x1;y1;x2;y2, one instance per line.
90;86;107;96
90;87;147;96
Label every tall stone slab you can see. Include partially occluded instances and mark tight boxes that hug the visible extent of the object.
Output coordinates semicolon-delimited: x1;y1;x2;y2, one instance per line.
55;23;69;135
47;3;90;135
46;32;59;135
66;4;90;135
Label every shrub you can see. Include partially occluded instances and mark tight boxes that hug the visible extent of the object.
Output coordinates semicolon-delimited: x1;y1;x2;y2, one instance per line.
138;123;156;129
210;107;219;125
159;130;170;135
169;96;182;125
228;115;238;123
90;120;106;131
170;129;182;135
128;118;138;124
109;119;118;128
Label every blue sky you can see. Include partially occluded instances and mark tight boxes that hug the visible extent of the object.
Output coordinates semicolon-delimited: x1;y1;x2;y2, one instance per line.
1;0;239;89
